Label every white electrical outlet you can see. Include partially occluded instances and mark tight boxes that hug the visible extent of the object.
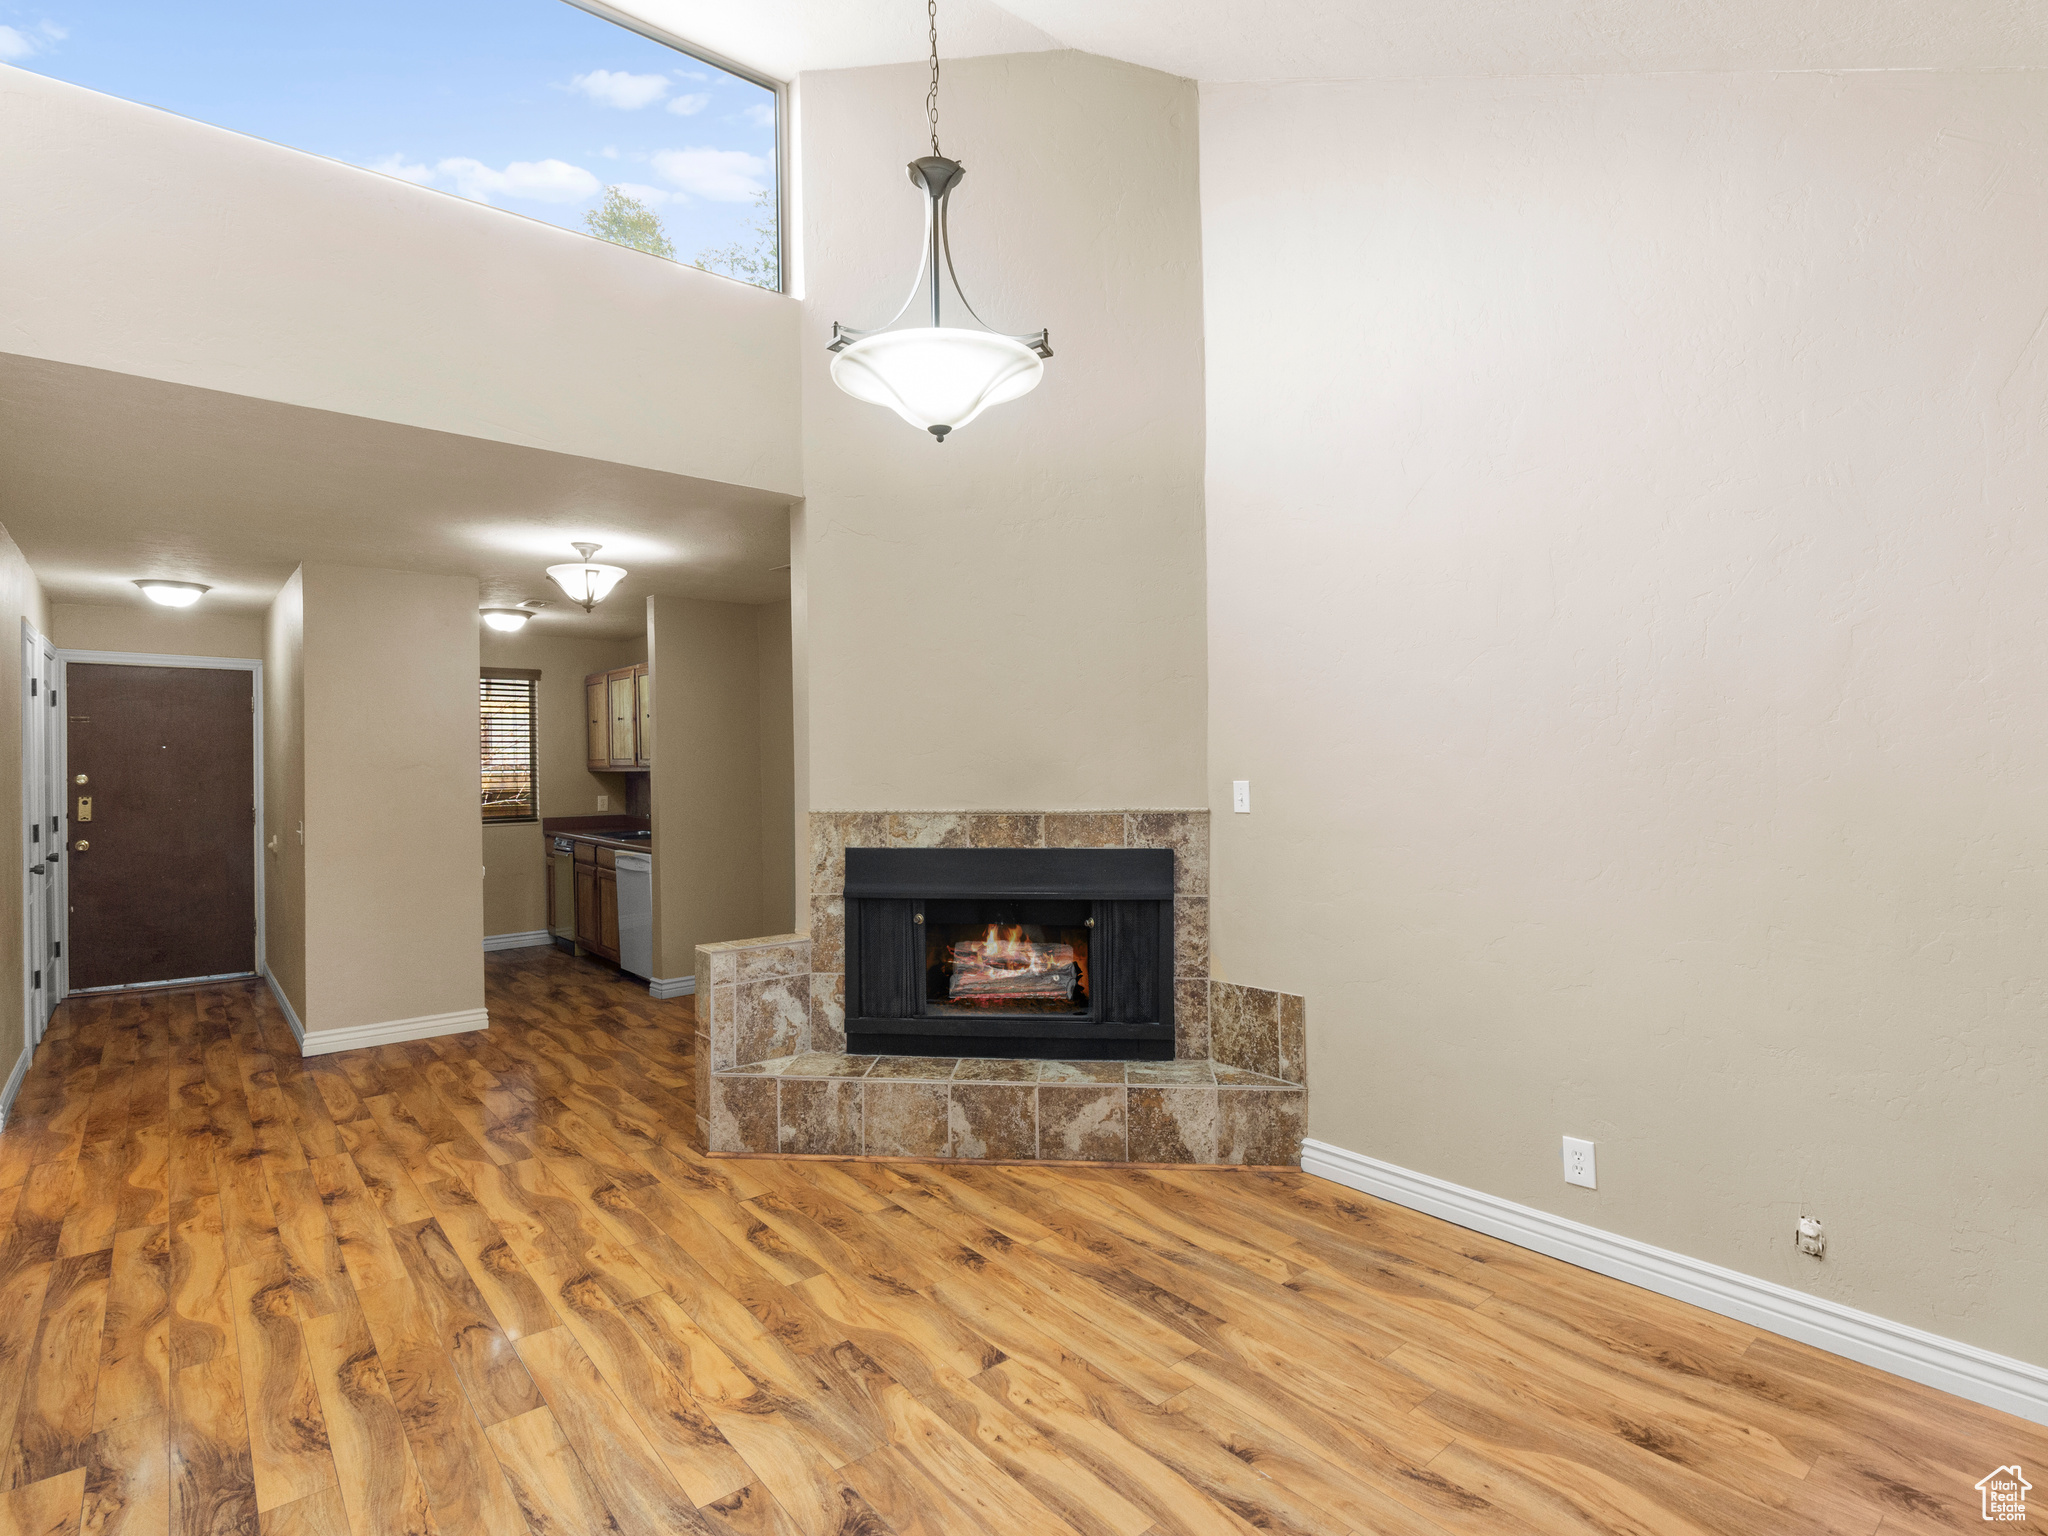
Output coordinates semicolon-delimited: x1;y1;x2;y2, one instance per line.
1232;780;1251;813
597;794;609;811
1561;1136;1597;1189
1796;1215;1826;1258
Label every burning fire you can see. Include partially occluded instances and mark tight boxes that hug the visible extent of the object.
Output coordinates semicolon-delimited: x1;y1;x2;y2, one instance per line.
949;924;1078;1000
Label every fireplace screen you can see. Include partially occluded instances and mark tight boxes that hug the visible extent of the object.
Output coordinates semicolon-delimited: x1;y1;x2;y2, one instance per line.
924;899;1090;1017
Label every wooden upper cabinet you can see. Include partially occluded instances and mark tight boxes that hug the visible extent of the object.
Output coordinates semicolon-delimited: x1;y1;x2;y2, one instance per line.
586;663;652;772
634;664;652;768
585;675;609;770
607;667;638;769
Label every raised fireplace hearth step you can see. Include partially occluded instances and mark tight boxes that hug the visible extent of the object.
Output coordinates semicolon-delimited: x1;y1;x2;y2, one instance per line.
704;1052;1303;1166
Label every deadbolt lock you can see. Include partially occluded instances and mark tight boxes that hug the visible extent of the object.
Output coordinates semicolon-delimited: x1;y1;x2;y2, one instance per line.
73;773;88;785
76;797;92;822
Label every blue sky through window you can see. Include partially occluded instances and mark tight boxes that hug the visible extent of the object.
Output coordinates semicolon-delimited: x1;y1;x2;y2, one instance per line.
0;0;780;285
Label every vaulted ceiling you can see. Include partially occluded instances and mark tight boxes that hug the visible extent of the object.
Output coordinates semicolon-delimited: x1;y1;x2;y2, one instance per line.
614;0;2048;82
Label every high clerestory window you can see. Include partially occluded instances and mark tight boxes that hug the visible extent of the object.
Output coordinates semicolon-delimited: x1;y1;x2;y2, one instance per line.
4;0;781;288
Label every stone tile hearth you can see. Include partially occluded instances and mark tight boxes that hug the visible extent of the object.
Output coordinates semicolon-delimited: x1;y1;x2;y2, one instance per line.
705;1050;1303;1165
691;809;1308;1168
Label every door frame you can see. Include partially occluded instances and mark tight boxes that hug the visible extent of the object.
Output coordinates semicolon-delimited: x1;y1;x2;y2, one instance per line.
55;649;265;994
20;620;59;1053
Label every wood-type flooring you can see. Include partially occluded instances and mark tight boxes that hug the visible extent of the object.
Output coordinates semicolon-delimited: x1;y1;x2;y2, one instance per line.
0;944;2036;1536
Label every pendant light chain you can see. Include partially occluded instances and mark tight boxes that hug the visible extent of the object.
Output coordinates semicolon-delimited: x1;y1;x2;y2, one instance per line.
926;0;942;156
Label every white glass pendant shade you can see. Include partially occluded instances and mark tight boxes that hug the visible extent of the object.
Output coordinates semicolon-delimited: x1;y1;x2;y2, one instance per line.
480;608;531;632
831;328;1043;439
544;543;627;611
135;580;209;607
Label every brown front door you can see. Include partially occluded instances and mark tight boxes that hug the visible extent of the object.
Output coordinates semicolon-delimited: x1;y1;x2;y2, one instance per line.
67;664;255;989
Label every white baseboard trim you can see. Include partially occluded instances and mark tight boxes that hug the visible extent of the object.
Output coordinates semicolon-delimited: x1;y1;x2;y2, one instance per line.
262;966;306;1046
483;930;553;952
648;976;696;1000
297;1008;489;1058
0;1046;29;1129
1302;1138;2048;1428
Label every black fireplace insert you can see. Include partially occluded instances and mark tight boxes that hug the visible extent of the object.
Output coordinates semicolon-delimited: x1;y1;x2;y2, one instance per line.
844;847;1174;1058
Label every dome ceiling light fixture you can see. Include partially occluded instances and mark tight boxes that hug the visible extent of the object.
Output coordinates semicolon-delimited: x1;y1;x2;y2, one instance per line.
135;579;210;608
480;599;547;633
826;0;1050;443
545;543;628;612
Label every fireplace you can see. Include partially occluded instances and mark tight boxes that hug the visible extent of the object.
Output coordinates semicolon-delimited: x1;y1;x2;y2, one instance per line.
845;846;1175;1058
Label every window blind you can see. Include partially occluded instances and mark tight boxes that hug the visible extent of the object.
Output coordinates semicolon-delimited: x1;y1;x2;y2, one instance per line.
481;675;538;822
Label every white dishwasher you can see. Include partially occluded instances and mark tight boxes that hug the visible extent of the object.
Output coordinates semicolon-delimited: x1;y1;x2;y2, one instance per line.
614;851;653;979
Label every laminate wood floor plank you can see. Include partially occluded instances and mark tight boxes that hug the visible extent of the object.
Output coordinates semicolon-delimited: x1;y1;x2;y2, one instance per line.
224;1259;335;1513
0;957;2034;1536
9;1249;114;1490
80;1413;169;1536
0;1468;85;1536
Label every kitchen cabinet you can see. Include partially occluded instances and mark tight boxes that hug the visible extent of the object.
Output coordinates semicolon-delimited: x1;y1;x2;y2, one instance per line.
572;841;621;962
585;676;609;770
635;666;652;768
608;667;638;769
585;663;650;771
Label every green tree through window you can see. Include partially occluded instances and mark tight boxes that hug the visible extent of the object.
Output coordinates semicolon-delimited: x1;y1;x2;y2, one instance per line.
693;189;779;289
584;185;676;260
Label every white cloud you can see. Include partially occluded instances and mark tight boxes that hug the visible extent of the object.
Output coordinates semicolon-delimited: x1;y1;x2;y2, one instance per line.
666;93;710;117
612;181;673;208
370;153;434;185
650;147;768;202
436;156;600;205
743;102;775;128
0;17;62;58
569;69;668;110
600;145;619;160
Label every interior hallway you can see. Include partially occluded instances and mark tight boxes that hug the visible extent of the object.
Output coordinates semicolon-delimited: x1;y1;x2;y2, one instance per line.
0;947;2036;1536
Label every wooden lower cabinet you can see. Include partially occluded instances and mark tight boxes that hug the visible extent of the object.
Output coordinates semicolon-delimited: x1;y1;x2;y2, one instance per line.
597;867;620;957
571;843;621;963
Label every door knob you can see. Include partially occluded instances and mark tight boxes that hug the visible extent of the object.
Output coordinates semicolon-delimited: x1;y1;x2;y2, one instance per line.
72;841;88;853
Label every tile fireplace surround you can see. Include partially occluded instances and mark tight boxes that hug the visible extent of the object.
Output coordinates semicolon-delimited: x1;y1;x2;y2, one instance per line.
694;811;1307;1167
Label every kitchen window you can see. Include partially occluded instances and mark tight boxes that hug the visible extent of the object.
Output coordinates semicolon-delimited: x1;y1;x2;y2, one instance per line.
481;671;539;823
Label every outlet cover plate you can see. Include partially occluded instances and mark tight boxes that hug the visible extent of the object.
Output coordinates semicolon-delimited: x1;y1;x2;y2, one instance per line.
1562;1135;1597;1189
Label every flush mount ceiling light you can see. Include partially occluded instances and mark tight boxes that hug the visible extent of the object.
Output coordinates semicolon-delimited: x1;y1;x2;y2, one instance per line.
826;0;1050;443
481;598;547;632
135;579;210;608
544;543;628;612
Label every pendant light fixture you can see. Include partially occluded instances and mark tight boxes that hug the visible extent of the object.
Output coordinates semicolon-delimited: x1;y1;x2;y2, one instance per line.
545;543;628;612
827;0;1051;442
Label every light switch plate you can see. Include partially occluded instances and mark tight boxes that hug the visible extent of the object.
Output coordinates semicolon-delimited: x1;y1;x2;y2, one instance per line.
597;794;609;811
1232;780;1251;813
1562;1136;1597;1189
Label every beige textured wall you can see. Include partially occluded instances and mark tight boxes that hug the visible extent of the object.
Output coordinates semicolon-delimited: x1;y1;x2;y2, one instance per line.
478;627;644;938
261;571;306;1023
0;66;799;494
0;524;48;1083
299;564;482;1034
756;599;796;934
1202;71;2048;1365
51;602;264;660
797;53;1207;811
646;596;769;979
